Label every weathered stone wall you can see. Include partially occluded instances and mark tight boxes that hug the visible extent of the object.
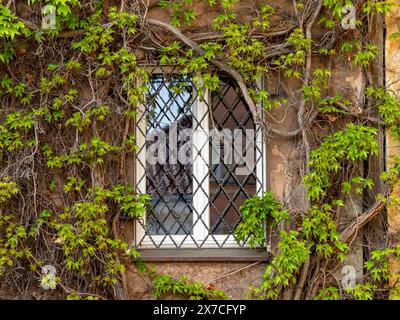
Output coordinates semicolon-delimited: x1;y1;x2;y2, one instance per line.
386;0;400;296
126;262;267;299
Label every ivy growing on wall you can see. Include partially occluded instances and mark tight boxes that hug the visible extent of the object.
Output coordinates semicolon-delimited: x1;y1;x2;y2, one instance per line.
0;0;400;300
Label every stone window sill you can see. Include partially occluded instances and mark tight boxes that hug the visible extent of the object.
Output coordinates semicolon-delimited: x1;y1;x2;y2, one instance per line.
136;248;270;262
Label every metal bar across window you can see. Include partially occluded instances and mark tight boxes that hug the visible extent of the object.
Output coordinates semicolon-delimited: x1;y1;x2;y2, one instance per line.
134;65;266;249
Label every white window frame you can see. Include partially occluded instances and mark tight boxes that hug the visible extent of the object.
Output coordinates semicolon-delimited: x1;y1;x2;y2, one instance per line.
134;71;266;249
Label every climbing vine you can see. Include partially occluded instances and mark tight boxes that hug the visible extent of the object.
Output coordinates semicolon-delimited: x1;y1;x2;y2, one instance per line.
0;0;400;300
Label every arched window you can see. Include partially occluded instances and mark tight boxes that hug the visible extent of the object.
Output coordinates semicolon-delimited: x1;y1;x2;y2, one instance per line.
134;65;266;249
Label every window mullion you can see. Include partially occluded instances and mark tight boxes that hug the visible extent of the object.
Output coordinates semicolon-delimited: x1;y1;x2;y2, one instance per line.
192;90;210;242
